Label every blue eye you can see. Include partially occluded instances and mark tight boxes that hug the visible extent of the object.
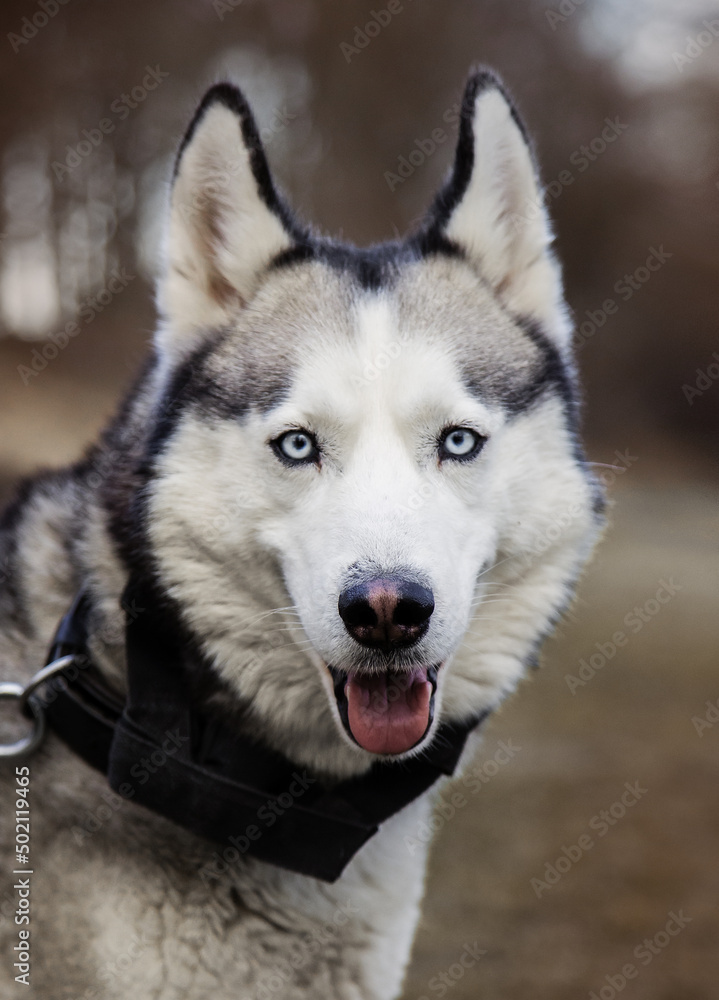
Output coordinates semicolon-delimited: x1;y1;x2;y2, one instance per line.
273;430;320;465
439;427;486;462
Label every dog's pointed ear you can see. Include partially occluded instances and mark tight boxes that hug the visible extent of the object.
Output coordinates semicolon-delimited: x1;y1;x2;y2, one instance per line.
424;70;570;349
157;83;297;359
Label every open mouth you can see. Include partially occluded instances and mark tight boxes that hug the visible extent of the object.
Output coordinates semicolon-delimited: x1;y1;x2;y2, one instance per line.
327;664;439;755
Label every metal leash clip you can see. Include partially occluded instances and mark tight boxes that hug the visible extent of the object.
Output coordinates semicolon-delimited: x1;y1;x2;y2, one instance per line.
0;655;77;759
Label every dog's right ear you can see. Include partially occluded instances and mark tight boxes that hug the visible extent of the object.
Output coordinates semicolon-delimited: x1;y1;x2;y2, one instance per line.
157;84;298;361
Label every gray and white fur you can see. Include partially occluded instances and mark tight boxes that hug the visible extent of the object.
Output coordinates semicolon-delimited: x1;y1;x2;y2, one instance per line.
0;70;603;999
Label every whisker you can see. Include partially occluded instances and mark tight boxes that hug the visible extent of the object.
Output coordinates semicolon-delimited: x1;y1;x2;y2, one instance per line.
232;605;303;633
478;554;515;576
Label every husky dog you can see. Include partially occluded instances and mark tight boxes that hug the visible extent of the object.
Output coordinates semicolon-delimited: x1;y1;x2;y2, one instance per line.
0;70;601;999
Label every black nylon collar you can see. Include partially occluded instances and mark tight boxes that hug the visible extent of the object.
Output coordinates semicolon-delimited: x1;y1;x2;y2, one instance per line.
40;581;487;882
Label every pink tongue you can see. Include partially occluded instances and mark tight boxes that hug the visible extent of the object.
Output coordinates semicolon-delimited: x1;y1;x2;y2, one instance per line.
346;669;432;755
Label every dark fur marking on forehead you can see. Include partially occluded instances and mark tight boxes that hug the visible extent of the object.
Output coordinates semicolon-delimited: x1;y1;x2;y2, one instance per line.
462;316;577;421
272;235;464;288
272;239;417;291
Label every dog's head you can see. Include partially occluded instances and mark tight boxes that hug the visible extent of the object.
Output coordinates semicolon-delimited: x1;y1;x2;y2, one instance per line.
138;72;602;775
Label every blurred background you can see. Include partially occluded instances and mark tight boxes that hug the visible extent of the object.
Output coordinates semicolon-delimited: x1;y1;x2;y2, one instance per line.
0;1;716;997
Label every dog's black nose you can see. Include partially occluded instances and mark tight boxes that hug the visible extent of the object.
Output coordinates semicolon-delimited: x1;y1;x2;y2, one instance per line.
338;577;434;650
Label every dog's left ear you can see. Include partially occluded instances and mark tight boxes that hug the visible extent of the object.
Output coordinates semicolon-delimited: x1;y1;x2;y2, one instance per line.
424;70;570;350
157;83;298;360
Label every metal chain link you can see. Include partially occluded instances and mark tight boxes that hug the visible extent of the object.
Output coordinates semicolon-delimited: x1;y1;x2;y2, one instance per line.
0;655;77;759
